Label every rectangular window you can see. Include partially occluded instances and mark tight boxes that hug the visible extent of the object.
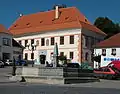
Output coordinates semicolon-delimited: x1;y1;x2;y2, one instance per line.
60;36;64;45
51;37;54;45
70;35;74;44
41;38;45;46
102;49;106;56
60;52;64;56
31;39;34;45
31;53;34;59
70;52;74;59
25;53;28;60
91;37;94;47
111;49;116;56
3;38;11;46
85;36;88;47
25;40;28;47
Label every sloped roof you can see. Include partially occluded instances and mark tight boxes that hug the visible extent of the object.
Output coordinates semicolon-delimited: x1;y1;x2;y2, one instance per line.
9;7;106;36
0;24;12;34
12;39;24;48
94;33;120;48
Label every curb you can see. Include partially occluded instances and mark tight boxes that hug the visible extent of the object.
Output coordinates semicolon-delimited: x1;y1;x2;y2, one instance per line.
0;81;18;84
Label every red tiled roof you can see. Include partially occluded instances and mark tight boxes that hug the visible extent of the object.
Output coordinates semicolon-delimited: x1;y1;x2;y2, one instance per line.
95;33;120;48
9;7;106;36
0;24;12;34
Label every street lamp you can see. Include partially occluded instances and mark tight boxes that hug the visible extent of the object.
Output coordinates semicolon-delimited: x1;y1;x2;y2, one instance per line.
27;43;37;67
12;57;16;76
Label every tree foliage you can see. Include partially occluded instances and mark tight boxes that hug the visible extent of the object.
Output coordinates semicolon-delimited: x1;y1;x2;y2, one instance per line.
58;55;67;64
94;17;120;38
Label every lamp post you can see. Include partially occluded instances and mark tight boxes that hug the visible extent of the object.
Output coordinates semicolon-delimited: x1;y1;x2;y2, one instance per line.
12;57;16;76
27;43;37;67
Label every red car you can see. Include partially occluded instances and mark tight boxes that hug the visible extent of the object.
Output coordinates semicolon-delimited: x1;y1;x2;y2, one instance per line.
108;60;120;70
94;66;120;79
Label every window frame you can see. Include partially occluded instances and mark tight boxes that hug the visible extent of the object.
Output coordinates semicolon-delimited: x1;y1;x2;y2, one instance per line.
70;35;74;44
60;36;64;45
31;39;34;45
60;52;64;56
51;37;54;45
102;49;106;56
25;40;28;47
111;48;116;56
70;52;74;59
2;38;11;46
41;38;45;46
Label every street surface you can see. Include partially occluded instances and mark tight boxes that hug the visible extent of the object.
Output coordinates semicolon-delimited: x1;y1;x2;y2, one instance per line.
0;67;120;94
0;83;120;94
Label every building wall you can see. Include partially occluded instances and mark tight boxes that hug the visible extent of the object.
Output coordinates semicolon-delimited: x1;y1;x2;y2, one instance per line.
0;33;13;61
81;29;105;65
94;47;120;68
13;47;23;60
14;28;105;65
14;28;82;64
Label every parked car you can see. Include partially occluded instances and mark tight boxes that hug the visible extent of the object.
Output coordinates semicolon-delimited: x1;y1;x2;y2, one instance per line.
65;63;80;68
16;60;27;66
0;61;4;68
94;66;120;79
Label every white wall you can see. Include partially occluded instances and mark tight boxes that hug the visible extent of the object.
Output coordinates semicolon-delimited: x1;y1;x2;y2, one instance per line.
94;47;120;68
14;28;81;64
14;27;105;65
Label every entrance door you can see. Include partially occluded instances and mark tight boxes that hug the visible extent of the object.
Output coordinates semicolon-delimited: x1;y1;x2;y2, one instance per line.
39;55;46;64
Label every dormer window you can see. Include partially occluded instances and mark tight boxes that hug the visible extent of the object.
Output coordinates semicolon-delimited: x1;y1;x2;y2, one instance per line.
102;49;106;56
14;24;18;27
65;17;69;20
52;19;55;21
111;49;116;56
40;21;43;23
26;23;30;25
85;19;87;22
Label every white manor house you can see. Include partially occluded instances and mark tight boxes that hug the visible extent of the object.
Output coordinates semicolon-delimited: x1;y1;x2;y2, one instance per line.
9;6;106;65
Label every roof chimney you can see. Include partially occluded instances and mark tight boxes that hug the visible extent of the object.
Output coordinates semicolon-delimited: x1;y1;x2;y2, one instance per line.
55;6;59;19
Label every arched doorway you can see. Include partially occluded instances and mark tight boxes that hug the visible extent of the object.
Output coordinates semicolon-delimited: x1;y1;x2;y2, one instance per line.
39;55;46;64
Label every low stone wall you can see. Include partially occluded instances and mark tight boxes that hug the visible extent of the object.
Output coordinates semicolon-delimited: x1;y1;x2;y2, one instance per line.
16;67;63;78
16;67;99;84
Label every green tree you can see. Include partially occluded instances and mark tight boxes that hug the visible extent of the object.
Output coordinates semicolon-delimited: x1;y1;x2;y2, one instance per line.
58;55;67;65
94;17;120;38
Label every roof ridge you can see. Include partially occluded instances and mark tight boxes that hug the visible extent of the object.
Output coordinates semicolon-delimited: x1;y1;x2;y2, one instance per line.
23;6;76;17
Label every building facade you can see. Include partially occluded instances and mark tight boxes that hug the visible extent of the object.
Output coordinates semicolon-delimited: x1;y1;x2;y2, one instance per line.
9;6;106;65
0;24;13;61
94;33;120;68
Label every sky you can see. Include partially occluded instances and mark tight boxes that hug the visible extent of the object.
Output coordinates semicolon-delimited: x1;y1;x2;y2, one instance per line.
0;0;120;28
